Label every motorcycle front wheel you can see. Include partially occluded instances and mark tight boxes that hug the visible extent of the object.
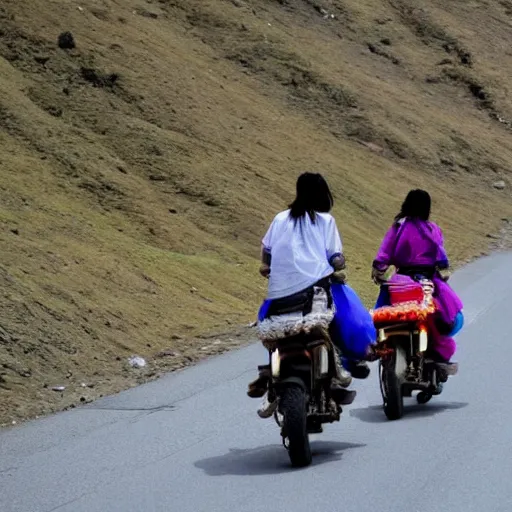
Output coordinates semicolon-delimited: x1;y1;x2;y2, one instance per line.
279;384;312;467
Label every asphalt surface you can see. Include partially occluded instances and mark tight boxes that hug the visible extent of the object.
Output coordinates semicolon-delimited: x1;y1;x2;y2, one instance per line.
1;253;511;512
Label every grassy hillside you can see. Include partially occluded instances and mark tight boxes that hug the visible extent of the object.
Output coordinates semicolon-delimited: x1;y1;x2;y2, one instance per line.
0;0;511;424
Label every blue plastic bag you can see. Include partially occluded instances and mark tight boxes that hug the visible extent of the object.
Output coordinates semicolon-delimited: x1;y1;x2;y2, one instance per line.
448;310;464;337
331;283;376;360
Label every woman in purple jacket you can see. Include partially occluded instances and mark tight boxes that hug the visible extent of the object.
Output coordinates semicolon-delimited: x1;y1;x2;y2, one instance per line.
372;189;464;363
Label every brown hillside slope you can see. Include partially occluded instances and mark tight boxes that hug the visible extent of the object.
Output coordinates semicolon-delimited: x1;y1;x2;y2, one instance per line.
0;0;511;424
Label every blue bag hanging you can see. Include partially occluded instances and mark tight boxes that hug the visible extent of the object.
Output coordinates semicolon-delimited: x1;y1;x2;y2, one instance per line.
330;283;376;360
448;310;464;337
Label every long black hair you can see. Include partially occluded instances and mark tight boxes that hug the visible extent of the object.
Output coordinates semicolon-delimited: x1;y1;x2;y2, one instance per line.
395;189;431;222
289;172;334;223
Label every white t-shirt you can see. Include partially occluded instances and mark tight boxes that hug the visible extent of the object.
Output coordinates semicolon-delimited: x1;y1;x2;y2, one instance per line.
262;210;343;300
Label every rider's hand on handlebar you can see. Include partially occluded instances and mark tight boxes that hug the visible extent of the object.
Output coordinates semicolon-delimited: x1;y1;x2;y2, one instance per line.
331;270;347;284
259;264;270;279
438;268;451;282
371;267;387;285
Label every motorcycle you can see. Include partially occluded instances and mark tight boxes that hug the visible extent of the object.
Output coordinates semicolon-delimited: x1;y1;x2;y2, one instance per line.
371;277;458;420
257;285;352;467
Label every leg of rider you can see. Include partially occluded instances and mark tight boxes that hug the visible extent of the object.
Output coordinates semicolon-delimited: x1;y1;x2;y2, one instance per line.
328;348;357;405
329;345;352;388
247;365;270;398
431;333;456;363
247;344;271;398
249;284;273;398
428;316;457;363
427;326;457;393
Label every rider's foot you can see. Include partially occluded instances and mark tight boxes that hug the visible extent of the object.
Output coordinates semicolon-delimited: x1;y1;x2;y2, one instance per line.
337;366;353;387
257;394;277;418
425;352;458;382
345;360;371;380
330;382;357;405
431;361;458;383
247;365;270;398
436;361;458;376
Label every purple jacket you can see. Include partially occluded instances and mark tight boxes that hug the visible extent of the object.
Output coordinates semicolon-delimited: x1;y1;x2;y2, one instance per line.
374;218;449;271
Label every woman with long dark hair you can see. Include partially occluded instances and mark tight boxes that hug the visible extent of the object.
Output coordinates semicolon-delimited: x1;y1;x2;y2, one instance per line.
248;173;371;416
260;172;341;299
372;189;463;366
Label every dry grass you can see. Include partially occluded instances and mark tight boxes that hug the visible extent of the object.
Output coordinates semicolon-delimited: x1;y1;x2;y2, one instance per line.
0;0;511;425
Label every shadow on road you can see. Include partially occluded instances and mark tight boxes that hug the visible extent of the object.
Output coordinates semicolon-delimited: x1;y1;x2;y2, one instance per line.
349;401;469;424
194;441;366;476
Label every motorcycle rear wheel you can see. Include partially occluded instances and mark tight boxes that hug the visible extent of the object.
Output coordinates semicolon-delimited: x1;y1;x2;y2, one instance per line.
279;385;312;467
380;344;407;420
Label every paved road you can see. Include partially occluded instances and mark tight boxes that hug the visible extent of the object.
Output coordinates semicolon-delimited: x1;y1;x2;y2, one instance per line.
1;253;511;512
